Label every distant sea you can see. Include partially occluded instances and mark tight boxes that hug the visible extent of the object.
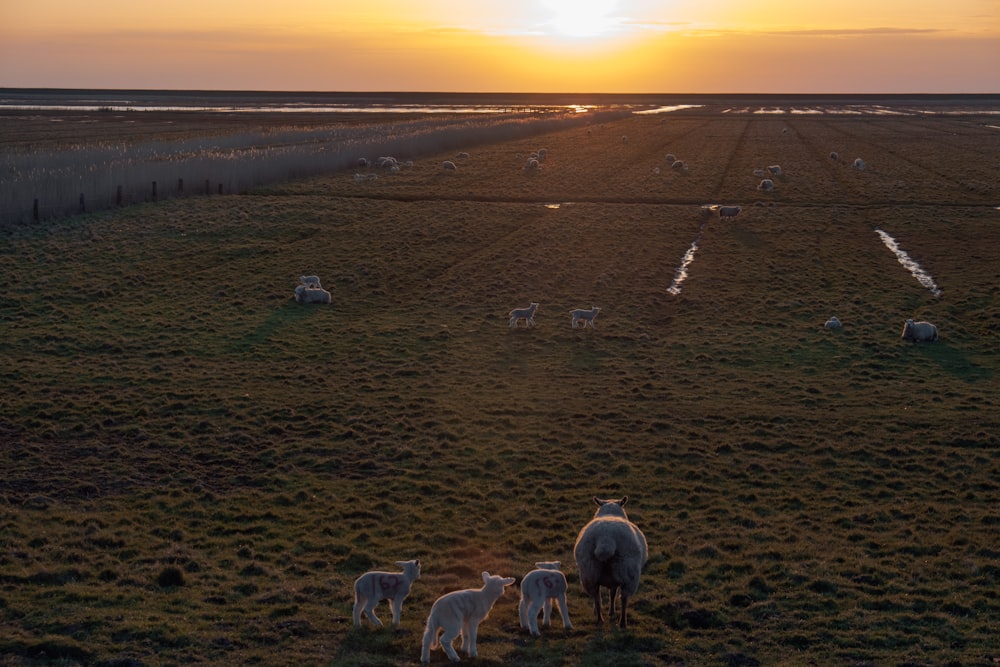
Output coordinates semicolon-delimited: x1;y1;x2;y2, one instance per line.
2;89;998;114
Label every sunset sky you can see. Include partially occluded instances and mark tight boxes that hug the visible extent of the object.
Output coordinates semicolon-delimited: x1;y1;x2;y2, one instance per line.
1;0;997;93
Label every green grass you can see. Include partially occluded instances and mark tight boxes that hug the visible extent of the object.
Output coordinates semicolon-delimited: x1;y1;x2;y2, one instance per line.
2;109;1000;666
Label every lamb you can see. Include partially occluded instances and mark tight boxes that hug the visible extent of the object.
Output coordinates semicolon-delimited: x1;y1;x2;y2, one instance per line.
901;318;938;342
767;165;783;176
671;159;687;171
852;157;867;170
536;148;548;161
294;284;332;304
574;496;648;628
665;153;677;163
443;161;457;171
300;275;322;288
757;179;775;192
509;302;539;328
525;158;541;170
830;151;840;160
421;572;516;663
456;151;470;159
718;205;742;219
752;168;766;178
824;316;842;329
353;559;421;628
570;306;601;329
519;562;572;637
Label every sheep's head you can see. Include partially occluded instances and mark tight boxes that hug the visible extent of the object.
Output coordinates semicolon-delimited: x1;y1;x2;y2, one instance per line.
593;496;628;519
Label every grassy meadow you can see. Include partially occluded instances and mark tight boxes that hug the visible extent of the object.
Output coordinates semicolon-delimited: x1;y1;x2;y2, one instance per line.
2;104;1000;666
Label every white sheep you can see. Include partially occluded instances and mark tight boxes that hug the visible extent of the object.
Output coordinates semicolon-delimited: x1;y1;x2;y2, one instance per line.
574;496;648;628
456;151;470;159
852;157;866;170
901;319;938;342
752;168;766;178
525;158;541;170
421;571;515;663
536;148;547;161
294;284;332;304
442;161;457;171
671;160;687;171
830;151;839;160
570;306;600;329
353;559;421;628
824;316;842;329
358;157;369;168
757;179;775;192
767;165;783;176
665;153;677;163
519;562;572;637
718;205;742;219
509;302;539;328
300;275;322;288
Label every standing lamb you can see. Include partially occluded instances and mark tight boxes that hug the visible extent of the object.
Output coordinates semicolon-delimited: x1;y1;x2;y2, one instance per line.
901;319;938;342
574;496;648;629
353;559;421;628
518;561;573;637
421;571;515;663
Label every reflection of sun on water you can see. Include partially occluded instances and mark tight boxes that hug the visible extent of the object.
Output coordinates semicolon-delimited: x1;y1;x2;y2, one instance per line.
539;0;621;37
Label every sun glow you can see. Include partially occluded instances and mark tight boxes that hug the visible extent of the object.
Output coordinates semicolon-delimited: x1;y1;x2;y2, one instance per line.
539;0;621;37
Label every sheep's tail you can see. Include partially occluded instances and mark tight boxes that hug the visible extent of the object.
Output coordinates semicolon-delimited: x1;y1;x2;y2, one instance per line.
420;614;438;661
594;535;618;562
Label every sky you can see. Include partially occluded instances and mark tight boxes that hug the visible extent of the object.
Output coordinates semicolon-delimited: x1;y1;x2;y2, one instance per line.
1;0;998;93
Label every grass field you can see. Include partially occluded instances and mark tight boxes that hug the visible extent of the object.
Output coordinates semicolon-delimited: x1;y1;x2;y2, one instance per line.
2;105;999;666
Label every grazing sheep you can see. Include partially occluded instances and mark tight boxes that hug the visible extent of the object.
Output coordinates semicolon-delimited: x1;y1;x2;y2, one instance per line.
671;160;687;171
421;572;516;663
294;284;332;304
574;497;648;628
536;148;548;161
824;316;842;329
357;157;369;168
852;157;866;170
509;302;539;328
767;165;783;176
758;179;775;192
830;151;840;160
353;560;421;628
442;161;457;171
753;168;766;178
353;173;366;182
456;151;470;159
525;158;541;170
519;562;572;637
665;153;676;163
300;275;322;288
718;205;742;219
570;306;601;329
901;319;938;342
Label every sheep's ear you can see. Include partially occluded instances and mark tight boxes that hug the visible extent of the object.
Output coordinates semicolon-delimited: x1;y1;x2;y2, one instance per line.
503;577;516;586
593;497;603;506
619;496;629;506
482;572;490;583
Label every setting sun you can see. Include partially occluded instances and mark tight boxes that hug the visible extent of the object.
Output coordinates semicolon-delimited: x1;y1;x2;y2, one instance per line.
538;0;622;37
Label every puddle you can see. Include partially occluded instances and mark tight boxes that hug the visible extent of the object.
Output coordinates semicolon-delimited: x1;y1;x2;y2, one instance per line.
875;228;942;296
668;220;710;295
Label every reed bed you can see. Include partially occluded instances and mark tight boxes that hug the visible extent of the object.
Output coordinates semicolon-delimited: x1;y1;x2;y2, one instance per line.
1;105;999;666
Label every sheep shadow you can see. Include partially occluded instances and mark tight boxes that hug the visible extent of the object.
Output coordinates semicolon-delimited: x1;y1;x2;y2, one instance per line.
226;300;326;354
907;341;993;382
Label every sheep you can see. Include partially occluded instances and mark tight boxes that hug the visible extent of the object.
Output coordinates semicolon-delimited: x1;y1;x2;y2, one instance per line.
901;318;938;342
665;153;677;163
300;275;322;288
622;135;628;144
570;306;600;329
353;173;366;183
442;161;457;171
536;148;547;161
824;316;842;329
456;151;470;159
509;302;539;328
294;284;332;304
830;151;840;160
574;496;648;628
757;179;775;192
357;157;369;168
671;160;687;171
421;572;516;663
852;157;866;170
525;158;541;170
353;559;421;628
519;562;572;637
767;165;783;176
753;168;766;178
718;205;742;219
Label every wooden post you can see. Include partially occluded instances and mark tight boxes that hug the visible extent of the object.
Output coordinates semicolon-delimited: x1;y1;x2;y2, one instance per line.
116;185;123;206
33;198;39;222
177;178;184;193
205;179;211;195
218;183;223;195
152;181;157;201
79;193;85;213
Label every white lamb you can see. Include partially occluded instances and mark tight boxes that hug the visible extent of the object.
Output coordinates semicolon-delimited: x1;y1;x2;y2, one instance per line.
758;179;775;192
570;306;600;329
824;316;842;329
420;572;515;663
852;157;867;170
519;562;572;637
443;161;457;171
300;275;322;288
767;165;783;176
353;559;421;628
509;302;539;328
574;496;648;629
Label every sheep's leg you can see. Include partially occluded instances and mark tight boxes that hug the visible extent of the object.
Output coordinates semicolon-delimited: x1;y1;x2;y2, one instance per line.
352;597;364;626
465;620;479;657
439;627;461;662
366;603;384;628
591;590;604;624
608;585;619;621
542;597;552;627
556;593;573;629
619;591;630;629
390;596;403;625
527;600;542;637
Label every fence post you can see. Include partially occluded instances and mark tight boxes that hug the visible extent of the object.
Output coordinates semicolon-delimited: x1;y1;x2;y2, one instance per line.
178;178;184;193
33;198;39;222
79;193;85;213
205;179;211;195
117;185;123;206
152;181;157;201
218;183;223;195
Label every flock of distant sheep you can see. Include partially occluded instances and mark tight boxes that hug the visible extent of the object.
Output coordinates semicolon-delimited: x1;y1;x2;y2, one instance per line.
351;497;647;663
293;275;937;342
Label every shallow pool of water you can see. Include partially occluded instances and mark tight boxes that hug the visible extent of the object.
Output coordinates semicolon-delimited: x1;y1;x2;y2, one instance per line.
875;228;942;296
